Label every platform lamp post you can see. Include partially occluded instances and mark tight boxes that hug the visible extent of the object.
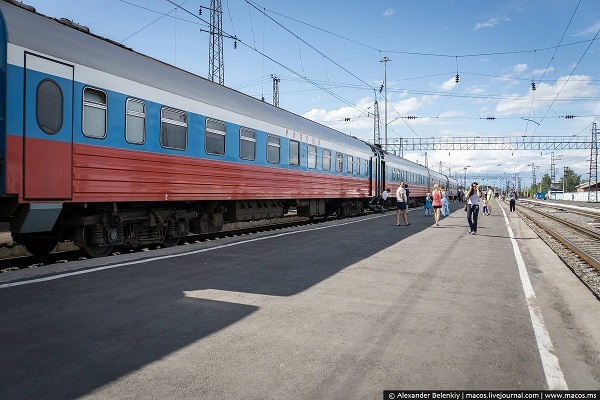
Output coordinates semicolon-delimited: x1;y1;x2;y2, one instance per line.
463;166;471;191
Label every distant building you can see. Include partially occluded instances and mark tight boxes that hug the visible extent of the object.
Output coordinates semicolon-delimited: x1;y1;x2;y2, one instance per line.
576;181;600;192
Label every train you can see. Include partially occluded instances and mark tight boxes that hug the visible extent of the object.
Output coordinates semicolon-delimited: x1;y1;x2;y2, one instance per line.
0;0;459;257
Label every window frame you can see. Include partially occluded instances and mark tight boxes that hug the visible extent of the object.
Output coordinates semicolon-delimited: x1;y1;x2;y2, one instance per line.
289;140;300;167
205;118;226;156
335;152;343;173
267;134;280;164
239;127;256;161
82;87;107;139
160;106;188;151
307;144;317;169
36;79;63;135
322;149;331;171
125;97;146;144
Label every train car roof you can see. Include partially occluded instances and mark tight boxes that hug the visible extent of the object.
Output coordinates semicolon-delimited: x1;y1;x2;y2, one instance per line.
0;0;372;153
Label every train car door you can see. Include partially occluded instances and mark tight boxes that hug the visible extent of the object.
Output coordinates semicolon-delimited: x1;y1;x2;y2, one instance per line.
380;160;386;195
23;54;73;200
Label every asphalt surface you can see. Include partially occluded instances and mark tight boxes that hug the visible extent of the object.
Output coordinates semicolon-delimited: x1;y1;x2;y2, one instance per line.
0;201;599;399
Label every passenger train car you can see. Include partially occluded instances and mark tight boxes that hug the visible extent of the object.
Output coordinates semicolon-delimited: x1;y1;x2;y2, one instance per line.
0;0;458;257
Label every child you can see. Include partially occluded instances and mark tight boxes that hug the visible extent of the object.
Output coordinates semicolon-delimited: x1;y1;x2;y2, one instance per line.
482;197;489;216
424;193;432;216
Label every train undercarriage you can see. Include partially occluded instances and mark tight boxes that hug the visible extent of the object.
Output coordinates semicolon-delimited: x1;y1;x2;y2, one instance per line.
5;197;367;258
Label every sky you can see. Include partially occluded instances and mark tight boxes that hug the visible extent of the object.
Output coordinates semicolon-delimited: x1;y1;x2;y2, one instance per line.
21;0;600;190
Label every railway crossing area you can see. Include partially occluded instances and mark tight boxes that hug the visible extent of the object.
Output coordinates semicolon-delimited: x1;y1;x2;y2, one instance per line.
0;200;599;398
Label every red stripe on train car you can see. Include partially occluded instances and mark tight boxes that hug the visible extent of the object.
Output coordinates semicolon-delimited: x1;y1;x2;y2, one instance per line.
24;137;72;200
72;144;370;202
5;135;23;198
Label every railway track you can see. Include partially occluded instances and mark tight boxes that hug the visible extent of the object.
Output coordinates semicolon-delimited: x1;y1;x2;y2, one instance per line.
0;215;318;273
516;199;600;299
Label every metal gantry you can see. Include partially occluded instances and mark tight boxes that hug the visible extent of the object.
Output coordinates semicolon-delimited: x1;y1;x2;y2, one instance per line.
377;136;592;152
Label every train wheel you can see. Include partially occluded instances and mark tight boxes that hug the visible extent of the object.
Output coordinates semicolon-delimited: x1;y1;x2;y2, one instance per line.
22;236;58;257
78;227;114;258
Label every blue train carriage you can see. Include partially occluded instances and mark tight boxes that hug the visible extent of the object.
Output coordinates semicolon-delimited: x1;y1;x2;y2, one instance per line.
383;152;430;207
0;0;384;257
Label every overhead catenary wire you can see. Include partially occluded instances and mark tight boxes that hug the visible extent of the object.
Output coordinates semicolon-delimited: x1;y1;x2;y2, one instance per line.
114;0;597;174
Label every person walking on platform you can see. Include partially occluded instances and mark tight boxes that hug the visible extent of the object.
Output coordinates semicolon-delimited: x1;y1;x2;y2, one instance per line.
396;182;410;226
431;183;443;226
482;197;489;216
486;186;494;215
441;186;450;217
380;188;390;213
424;193;432;216
405;185;410;209
466;182;482;235
509;188;516;212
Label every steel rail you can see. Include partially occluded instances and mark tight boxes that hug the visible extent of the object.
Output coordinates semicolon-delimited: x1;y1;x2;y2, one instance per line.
519;205;600;272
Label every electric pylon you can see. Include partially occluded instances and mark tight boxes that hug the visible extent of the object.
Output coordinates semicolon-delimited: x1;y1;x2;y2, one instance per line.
373;100;381;146
588;123;598;202
208;0;224;85
272;75;280;107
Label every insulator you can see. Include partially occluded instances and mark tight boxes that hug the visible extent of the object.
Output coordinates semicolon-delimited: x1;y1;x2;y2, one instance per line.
455;74;459;83
531;82;536;91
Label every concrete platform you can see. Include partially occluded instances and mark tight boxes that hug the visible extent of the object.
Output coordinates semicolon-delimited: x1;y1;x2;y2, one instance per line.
0;200;599;398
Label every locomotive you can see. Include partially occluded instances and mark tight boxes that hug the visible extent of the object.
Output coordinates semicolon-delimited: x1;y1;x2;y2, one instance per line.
0;0;458;257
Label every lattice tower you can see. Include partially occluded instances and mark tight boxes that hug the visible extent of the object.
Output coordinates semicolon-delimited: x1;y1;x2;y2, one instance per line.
208;0;224;85
272;75;280;107
588;123;598;202
373;100;381;146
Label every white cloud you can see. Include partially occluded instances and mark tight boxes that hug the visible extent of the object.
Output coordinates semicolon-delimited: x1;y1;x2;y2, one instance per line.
574;22;600;37
534;66;554;76
439;77;457;91
495;75;598;115
474;16;510;30
513;64;528;74
383;8;395;17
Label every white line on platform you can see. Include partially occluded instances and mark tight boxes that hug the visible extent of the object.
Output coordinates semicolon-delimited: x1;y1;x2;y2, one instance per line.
500;202;568;390
0;214;383;290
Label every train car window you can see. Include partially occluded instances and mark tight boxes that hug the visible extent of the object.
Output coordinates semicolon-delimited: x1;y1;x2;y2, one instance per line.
267;134;280;164
347;155;353;174
240;127;256;160
205;118;225;155
364;159;368;176
307;144;317;169
335;153;343;173
322;149;331;171
83;87;107;138
36;79;63;135
357;158;361;175
125;98;145;144
160;107;187;150
289;140;300;166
